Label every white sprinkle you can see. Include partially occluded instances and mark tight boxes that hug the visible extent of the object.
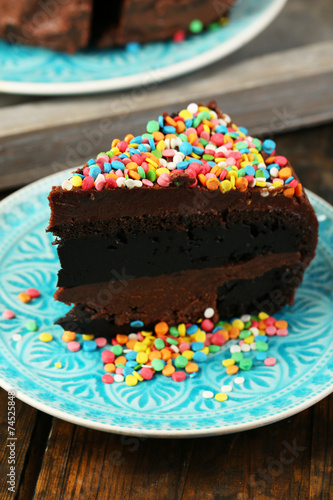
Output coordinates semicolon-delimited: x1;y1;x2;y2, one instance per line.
215;146;228;154
12;334;22;341
260;190;269;197
125;179;136;189
250;342;257;350
202;390;214;399
187;102;198;114
240;344;251;352
170;345;179;353
173;137;182;148
249;327;259;336
318;214;327;222
204;307;214;319
206;143;217;150
116;177;126;188
128;333;138;340
114;374;124;383
173;152;185;164
164;138;170;149
257;162;266;169
230;345;241;353
240;314;251;322
234;376;245;385
133;180;142;188
95;173;105;184
210;111;217;119
61;180;73;191
249;178;256;188
221;384;232;393
123;349;132;353
167;162;177;171
222;113;231;124
270;167;279;178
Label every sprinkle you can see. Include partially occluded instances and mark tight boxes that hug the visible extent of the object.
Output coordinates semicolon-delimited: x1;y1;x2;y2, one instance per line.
102;374;114;384
25;319;38;332
215;392;228;402
67;340;81;352
234;376;245;384
18;292;31;303
62;331;76;342
2;309;15;319
203;390;214;399
264;357;277;366
26;288;40;298
55;362;62;369
12;334;22;341
221;384;233;393
39;332;53;342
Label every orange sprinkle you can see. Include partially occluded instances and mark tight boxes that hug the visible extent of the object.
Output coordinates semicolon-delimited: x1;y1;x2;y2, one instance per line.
206;177;220;191
220;330;230;341
279;167;292;180
176;121;185;133
111;138;120;148
165;134;177;140
211;165;222;177
165;116;177;127
105;173;118;180
185;362;199;373
161;348;172;361
116;334;128;345
226;365;239;375
115;356;127;365
153;131;164;142
104;363;116;373
18;292;31;303
124;134;134;143
265;156;276;165
258;320;267;331
162;365;175;377
154;321;169;336
198;173;207;186
188;133;198;144
229;327;239;339
62;331;76;342
202;119;214;128
126;162;138;170
126;339;137;349
149;351;162;361
235;177;248;192
129;171;141;180
283;187;295;198
171;353;179;359
275;320;288;329
295;183;303;197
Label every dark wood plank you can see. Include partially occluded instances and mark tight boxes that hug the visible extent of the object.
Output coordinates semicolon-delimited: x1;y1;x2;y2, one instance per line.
309;394;333;500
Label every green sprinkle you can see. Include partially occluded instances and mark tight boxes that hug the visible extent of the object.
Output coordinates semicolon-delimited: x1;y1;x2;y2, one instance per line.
235;141;248;151
209;345;220;353
256;341;269;352
166;337;179;346
203;154;215;161
151;359;165;371
146;120;160;133
208;22;220;31
189;19;203;34
152;149;162;158
239;330;251;339
169;326;179;337
252;138;262;151
137;166;146;179
231;352;244;363
154;338;165;350
255;169;265;178
239;358;253;370
174;355;188;369
26;319;38;332
146;170;157;182
111;345;123;356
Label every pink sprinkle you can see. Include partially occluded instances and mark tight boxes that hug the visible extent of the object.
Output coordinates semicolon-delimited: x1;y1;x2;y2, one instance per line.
265;316;276;326
82;176;95;190
116;169;124;177
276;328;289;336
101;350;115;363
211;133;224;147
179;342;191;353
162;149;175;157
137;332;144;341
67;341;81;352
95;179;106;191
157;173;171;187
83;166;90;176
142;179;154;187
106;177;117;188
275;155;288;167
95;337;107;348
172;371;186;382
205;173;216;179
264;357;277;366
26;287;40;299
117;141;128;152
201;319;214;332
116;367;124;374
265;326;277;336
140;367;154;380
239;340;245;345
141;161;149;173
3;309;15;319
102;374;114;384
220;169;228;181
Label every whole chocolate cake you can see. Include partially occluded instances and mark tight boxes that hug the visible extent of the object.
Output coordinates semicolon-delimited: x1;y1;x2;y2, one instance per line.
0;0;235;52
47;101;318;338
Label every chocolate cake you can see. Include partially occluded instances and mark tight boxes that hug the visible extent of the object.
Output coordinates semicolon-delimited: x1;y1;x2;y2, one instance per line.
47;101;318;337
0;0;235;52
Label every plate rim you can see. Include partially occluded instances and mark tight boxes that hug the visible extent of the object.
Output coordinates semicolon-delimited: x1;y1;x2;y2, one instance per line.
0;0;287;96
0;170;332;437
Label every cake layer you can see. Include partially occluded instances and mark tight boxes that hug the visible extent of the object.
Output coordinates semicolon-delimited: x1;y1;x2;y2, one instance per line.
56;261;304;337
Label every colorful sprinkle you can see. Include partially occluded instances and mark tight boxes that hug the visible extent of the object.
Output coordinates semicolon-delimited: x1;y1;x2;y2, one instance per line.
2;309;15;319
39;332;53;342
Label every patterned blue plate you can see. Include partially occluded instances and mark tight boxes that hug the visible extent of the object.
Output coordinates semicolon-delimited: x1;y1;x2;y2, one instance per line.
0;169;332;437
0;0;287;95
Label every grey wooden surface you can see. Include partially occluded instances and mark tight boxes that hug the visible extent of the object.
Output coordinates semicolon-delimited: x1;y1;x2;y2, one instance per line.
0;0;332;190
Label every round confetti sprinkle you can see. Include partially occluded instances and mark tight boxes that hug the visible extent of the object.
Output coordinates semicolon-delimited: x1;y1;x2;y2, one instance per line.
18;292;31;303
203;391;214;399
67;340;81;352
102;374;114;384
62;331;76;342
39;332;53;342
3;309;15;319
189;19;203;33
12;334;22;342
95;337;107;348
25;319;38;332
215;393;228;402
221;385;232;393
55;362;62;369
204;307;215;319
234;377;245;385
83;340;97;352
172;371;186;382
239;359;253;371
264;357;277;366
114;374;124;383
26;287;40;298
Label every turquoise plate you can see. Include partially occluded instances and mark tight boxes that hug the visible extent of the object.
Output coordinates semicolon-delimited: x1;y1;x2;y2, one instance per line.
0;170;332;437
0;0;287;95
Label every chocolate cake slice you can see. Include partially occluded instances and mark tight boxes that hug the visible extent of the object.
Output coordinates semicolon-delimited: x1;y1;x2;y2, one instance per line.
47;101;318;337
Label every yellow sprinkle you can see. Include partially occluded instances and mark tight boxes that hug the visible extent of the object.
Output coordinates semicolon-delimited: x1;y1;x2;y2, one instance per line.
219;179;232;193
55;362;62;369
201;346;209;355
222;358;235;367
39;332;53;342
191;153;200;159
215;392;228;402
133;341;147;352
82;334;94;340
258;312;269;320
178;323;186;337
232;319;244;330
223;322;232;331
203;124;210;133
244;335;255;344
142;337;152;346
156;140;166;151
133;371;144;382
198;106;210;112
257;154;265;163
215;157;226;163
182;350;194;360
125;375;138;386
179;109;193;120
194;330;206;343
136;352;149;364
156;167;171;177
249;148;259;154
226;170;238;180
258;330;266;335
141;330;153;337
71;175;82;187
256;180;267;187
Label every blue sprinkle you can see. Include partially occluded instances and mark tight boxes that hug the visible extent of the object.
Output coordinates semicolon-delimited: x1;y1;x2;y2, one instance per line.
184;118;193;128
285;176;294;184
158;115;164;128
176;161;189;169
104;162;111;173
189;158;202;164
118;154;128;159
179;142;192;155
207;161;216;167
83;340;97;352
189;372;197;378
193;351;207;362
138;144;147;152
72;173;85;179
259;168;270;179
191;342;205;351
262;139;276;154
149;138;155;150
130;320;144;328
239;148;251;154
256;352;267;361
129;147;140;155
163;125;176;134
125;41;141;54
89;166;101;179
126;360;138;368
192;146;204;155
213;326;225;333
215;125;228;134
125;351;137;360
186;324;198;335
256;335;268;342
112;160;125;170
239;126;248;135
244;164;255;176
123;366;134;377
266;162;280;171
87;159;96;166
130;136;142;144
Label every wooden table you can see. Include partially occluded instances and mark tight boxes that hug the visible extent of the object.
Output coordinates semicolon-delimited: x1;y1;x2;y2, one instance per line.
0;122;332;500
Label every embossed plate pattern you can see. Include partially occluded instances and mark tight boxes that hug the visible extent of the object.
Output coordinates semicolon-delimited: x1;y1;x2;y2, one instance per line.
0;169;332;437
0;0;287;95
